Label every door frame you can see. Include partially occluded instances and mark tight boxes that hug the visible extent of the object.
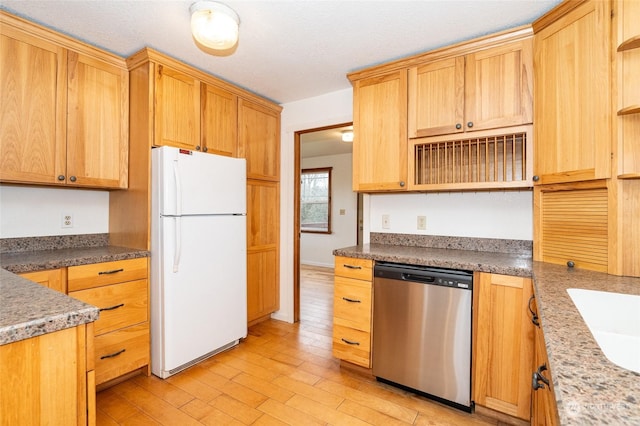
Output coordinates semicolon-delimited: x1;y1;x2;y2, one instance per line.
293;122;352;322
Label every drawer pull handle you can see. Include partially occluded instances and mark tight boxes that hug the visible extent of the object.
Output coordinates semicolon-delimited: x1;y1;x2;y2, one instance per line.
528;295;539;327
98;268;124;275
341;338;360;346
342;297;361;303
100;349;126;360
100;303;125;312
343;264;362;270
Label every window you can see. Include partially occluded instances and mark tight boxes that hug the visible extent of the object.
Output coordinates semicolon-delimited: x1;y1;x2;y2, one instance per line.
301;167;332;234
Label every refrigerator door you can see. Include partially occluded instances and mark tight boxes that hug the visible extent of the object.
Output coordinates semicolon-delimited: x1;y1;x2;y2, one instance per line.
153;146;246;216
151;214;247;377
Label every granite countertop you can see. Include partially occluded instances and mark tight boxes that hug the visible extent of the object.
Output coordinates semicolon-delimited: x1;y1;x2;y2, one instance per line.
0;241;149;346
334;240;640;425
0;269;99;345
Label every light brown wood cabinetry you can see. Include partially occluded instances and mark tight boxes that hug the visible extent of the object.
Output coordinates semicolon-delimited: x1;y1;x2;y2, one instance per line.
348;26;532;193
238;98;281;181
351;70;408;192
0;324;93;426
332;256;373;368
18;268;66;293
531;299;560;426
202;84;238;157
409;39;533;138
0;12;129;189
154;64;201;150
246;179;280;324
68;258;150;386
533;0;612;184
474;272;534;421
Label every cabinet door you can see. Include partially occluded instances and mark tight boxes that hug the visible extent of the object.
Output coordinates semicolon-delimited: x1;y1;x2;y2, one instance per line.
0;26;67;185
154;64;201;150
466;39;533;132
201;84;238;157
353;70;407;191
246;179;280;323
238;99;280;181
19;268;66;293
533;0;612;184
67;51;128;188
474;273;534;420
532;320;560;425
408;56;465;138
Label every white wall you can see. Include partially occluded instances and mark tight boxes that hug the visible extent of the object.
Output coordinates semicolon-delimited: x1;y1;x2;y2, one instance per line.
370;191;533;240
0;185;109;238
301;153;357;267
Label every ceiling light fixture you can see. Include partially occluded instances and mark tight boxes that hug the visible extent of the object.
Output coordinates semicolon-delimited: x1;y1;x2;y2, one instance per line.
190;1;240;50
341;130;354;143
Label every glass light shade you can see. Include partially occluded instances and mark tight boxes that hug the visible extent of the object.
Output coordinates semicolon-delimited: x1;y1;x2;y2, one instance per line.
341;130;354;142
190;1;239;50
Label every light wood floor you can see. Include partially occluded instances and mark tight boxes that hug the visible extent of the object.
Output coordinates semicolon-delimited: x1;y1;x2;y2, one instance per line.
96;265;497;425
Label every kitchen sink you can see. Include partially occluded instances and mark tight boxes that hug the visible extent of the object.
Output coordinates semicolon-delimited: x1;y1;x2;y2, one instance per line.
567;288;640;373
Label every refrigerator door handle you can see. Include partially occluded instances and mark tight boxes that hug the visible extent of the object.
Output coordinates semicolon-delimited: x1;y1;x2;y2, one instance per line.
173;161;182;216
173;216;182;272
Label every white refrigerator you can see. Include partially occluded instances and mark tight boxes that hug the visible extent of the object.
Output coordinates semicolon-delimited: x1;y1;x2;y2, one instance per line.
150;146;247;379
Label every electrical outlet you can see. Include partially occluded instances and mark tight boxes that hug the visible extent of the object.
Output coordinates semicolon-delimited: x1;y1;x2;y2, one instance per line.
62;213;73;228
382;214;390;229
417;216;427;230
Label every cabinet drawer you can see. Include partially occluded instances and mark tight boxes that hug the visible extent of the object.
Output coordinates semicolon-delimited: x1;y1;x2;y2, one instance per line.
70;279;148;336
332;324;371;368
333;276;372;332
68;258;148;291
94;323;149;385
334;256;373;281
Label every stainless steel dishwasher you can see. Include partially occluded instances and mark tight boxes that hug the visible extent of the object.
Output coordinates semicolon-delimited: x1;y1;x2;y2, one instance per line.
372;262;473;412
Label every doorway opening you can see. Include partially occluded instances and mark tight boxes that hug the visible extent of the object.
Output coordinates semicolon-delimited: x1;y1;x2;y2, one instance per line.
293;122;358;322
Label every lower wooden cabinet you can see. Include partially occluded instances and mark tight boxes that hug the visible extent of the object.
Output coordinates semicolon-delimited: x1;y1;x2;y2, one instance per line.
0;324;93;425
68;257;150;386
474;272;535;420
531;298;560;425
332;256;373;368
18;268;66;293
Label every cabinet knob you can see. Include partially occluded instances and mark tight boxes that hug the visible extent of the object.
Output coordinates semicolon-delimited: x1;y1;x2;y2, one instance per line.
467;121;474;128
195;145;201;151
533;175;540;182
455;123;462;130
57;175;65;181
69;176;77;182
203;147;208;152
567;260;575;268
399;181;405;187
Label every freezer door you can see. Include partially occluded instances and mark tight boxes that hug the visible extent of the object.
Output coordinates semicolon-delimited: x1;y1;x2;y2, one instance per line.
151;215;247;376
152;146;246;216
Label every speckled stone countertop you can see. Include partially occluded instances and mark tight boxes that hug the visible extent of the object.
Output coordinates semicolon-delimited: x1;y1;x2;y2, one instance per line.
334;238;640;425
333;243;533;277
531;262;640;425
1;245;149;273
0;240;149;346
0;269;99;345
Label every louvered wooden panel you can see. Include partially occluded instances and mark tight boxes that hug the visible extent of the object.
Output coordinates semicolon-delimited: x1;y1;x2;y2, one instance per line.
540;188;608;272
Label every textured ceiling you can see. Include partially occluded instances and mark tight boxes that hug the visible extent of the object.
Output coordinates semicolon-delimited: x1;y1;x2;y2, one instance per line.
1;0;562;105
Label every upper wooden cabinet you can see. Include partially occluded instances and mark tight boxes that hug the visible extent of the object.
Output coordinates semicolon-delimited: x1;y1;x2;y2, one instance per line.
154;64;201;150
238;98;280;181
351;70;408;192
409;39;533;138
202;84;238;157
533;0;612;184
0;12;129;189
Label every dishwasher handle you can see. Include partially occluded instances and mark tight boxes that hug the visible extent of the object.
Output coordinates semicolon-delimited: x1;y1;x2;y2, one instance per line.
401;273;435;283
